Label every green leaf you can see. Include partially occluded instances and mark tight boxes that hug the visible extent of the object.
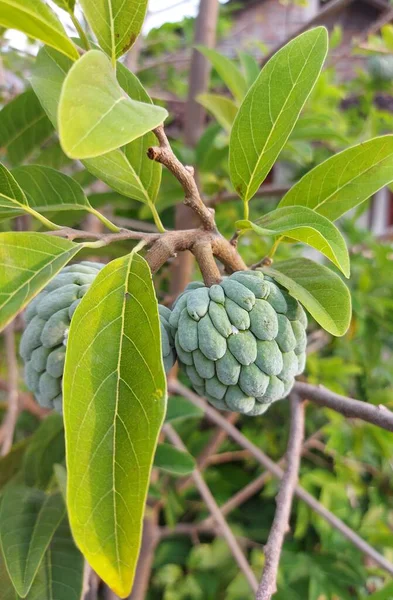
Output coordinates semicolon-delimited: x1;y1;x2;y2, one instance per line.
80;0;148;61
165;396;204;423
229;27;328;205
0;439;30;490
0;89;53;166
0;0;78;60
23;414;65;490
238;51;260;88
52;0;75;11
0;232;81;332
197;46;248;103
197;94;238;133
53;465;67;501
58;50;167;159
366;582;393;600
154;443;196;476
32;46;161;203
279;135;393;221
64;251;167;597
237;206;350;277
264;258;351;336
0;486;65;597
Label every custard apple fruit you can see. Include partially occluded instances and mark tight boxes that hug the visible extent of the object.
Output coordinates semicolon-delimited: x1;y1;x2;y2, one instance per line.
20;261;176;413
368;55;393;82
170;271;307;416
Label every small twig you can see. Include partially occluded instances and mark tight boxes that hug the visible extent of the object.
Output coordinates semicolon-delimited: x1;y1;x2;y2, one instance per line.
294;382;393;432
163;424;258;593
169;381;393;577
47;227;159;244
256;395;305;600
0;379;49;419
148;126;216;231
1;324;19;455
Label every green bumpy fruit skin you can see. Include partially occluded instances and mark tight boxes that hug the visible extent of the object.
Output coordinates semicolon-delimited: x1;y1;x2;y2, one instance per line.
170;271;308;416
20;262;176;414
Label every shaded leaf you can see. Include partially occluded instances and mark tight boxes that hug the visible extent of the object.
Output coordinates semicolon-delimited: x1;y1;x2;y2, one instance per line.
0;89;53;166
197;93;238;133
53;464;67;501
23;414;65;490
154;443;196;476
58;50;167;159
264;258;351;336
229;27;328;204
197;46;248;103
0;232;81;331
0;486;65;597
0;439;30;490
64;252;167;597
165;397;204;423
80;0;148;60
0;0;78;60
52;0;75;11
279;135;393;220
237;206;350;277
238;51;260;87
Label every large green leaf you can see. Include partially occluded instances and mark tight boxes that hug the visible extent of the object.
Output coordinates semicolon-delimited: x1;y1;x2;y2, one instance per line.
0;486;65;597
64;251;167;597
80;0;148;61
154;443;196;476
0;89;53;166
264;258;351;336
229;27;328;206
197;93;238;133
237;206;350;277
197;46;248;103
0;0;78;60
32;46;161;203
279;135;393;220
0;232;81;331
58;50;167;159
23;414;65;490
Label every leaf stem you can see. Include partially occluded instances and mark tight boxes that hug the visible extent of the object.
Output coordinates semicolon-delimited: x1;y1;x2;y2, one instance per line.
268;236;283;259
148;202;166;233
69;12;91;51
243;201;249;221
88;208;121;232
25;207;62;230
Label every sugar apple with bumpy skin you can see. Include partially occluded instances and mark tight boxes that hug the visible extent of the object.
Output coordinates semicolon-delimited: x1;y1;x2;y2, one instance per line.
170;271;307;416
20;261;176;413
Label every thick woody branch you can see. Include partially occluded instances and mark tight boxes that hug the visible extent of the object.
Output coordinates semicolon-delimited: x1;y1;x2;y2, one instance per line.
256;395;305;600
148;126;216;231
169;380;393;577
294;382;393;432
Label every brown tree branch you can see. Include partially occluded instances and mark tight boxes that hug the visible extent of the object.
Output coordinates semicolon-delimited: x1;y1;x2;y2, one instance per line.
163;423;259;593
129;509;160;600
256;395;305;600
1;324;20;455
169;381;393;577
294;382;393;432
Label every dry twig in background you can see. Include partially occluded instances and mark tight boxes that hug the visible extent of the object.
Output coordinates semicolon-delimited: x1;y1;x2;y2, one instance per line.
1;324;19;455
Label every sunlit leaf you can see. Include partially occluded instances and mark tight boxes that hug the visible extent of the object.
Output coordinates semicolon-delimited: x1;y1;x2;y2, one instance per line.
0;0;78;60
64;252;167;597
264;258;351;336
229;27;328;205
80;0;148;60
197;93;238;132
279;135;393;221
0;232;81;332
197;46;248;103
237;206;350;277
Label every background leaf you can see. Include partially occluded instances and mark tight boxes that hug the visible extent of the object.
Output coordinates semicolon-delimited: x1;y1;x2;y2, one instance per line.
64;252;167;597
0;232;81;331
23;414;65;490
58;50;168;159
0;0;78;60
52;0;75;11
0;90;53;167
264;258;352;336
0;486;65;597
165;397;204;423
197;94;238;133
279;135;393;220
80;0;148;60
197;46;248;103
237;207;350;277
154;444;196;476
229;27;328;204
